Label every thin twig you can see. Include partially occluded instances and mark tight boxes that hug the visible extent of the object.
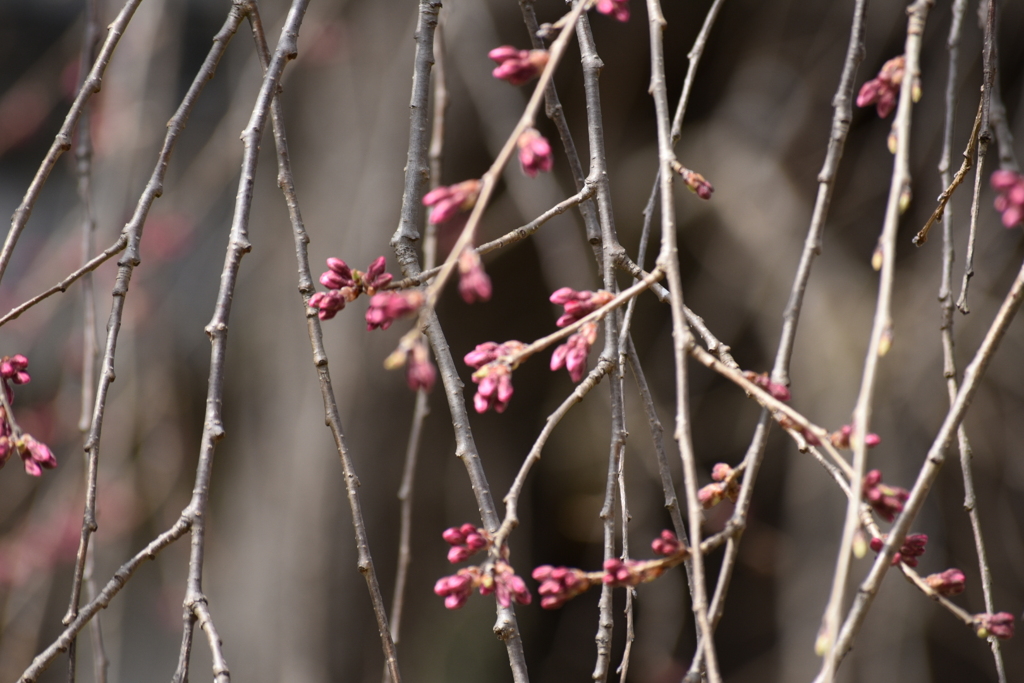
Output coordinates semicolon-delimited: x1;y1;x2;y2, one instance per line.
956;0;996;314
820;252;1024;678
914;102;981;246
644;1;719;679
0;0;144;287
819;6;932;679
68;0;104;679
243;3;403;682
616;422;634;683
937;1;1006;678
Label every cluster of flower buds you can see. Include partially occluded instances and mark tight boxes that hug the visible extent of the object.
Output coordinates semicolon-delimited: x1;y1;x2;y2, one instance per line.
856;55;908;119
533;565;593;609
991;170;1024;228
435;524;531;610
0;356;57;477
743;371;790;401
650;529;688;558
365;291;424;331
603;557;670;587
595;0;630;22
829;424;881;449
457;248;492;304
423;179;481;227
924;568;966;597
442;523;491;563
862;469;909;522
308;256;395;321
974;612;1015;640
550;287;614;328
550;321;598;383
698;462;741;509
488;46;549;86
464;341;526;413
517;128;553;178
870;533;927;567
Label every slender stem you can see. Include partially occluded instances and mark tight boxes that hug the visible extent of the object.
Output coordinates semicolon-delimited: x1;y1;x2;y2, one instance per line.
242;4;403;682
956;0;995;314
0;0;144;286
821;252;1024;678
644;1;719;679
819;6;931;679
68;1;103;679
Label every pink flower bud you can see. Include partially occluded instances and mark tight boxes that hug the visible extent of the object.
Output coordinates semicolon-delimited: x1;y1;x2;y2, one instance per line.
457;249;492;304
863;470;909;522
365;291;424;331
308;290;346;320
925;568;966;596
488;47;549;86
991;170;1024;228
19;434;56;477
550;288;614;327
405;339;435;393
517;128;553;178
974;612;1014;640
594;0;630;22
830;424;881;449
651;530;685;557
743;371;790;401
857;55;905;118
533;565;593;609
698;482;726;509
422;179;482;226
0;354;30;385
550;322;598;382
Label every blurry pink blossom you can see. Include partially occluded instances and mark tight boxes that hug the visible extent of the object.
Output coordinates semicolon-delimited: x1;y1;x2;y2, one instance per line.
857;55;905;118
517;128;553;177
991;170;1024;228
488;46;549;86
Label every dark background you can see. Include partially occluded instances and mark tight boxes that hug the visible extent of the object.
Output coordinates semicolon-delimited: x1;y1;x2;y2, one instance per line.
0;0;1021;681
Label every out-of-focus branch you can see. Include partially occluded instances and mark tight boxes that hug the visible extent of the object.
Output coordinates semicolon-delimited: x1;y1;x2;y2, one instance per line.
0;0;144;286
245;4;403;681
819;5;931;679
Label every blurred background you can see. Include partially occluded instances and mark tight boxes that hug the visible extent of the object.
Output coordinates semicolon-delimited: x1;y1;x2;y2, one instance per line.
0;0;1022;681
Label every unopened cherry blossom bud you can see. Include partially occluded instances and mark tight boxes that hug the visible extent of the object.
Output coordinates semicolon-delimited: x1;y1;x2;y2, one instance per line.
517;128;553;178
857;55;905;118
830;424;881;449
365;291;424;331
743;371;790;401
458;248;491;304
423;179;481;226
19;434;56;477
925;568;966;596
489;47;549;86
974;612;1015;640
863;470;909;522
711;462;734;482
405;339;435;393
435;568;478;610
871;533;927;567
991;170;1024;228
533;565;592;609
699;482;726;509
550;322;598;382
491;561;532;607
595;0;630;22
651;530;685;557
308;291;345;320
550;288;614;327
0;355;30;385
472;363;515;414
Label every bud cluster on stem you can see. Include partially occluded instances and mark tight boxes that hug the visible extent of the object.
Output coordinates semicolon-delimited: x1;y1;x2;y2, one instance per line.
434;524;530;610
0;355;56;477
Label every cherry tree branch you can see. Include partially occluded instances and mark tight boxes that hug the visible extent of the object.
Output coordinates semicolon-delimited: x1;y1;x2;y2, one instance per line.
645;1;719;679
388;2;529;680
